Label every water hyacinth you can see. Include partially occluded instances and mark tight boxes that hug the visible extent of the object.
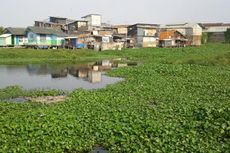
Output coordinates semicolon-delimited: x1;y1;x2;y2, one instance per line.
0;43;230;152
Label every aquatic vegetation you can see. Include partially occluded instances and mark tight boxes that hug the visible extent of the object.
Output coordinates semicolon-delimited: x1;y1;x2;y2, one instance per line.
0;86;64;100
0;44;230;152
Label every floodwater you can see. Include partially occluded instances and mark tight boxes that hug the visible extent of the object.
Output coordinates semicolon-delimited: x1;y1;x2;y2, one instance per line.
0;60;134;91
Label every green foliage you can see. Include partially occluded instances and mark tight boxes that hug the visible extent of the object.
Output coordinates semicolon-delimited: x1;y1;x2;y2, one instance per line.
225;29;230;43
207;32;213;39
0;86;64;100
0;44;230;152
0;26;4;35
202;32;214;43
0;48;121;65
201;32;208;44
171;52;230;66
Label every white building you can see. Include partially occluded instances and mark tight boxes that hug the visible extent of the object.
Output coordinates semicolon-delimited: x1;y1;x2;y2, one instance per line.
201;23;230;33
82;14;102;30
199;23;230;43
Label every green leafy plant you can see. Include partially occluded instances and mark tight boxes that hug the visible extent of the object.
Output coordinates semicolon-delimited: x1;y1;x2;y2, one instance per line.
0;44;230;152
225;29;230;43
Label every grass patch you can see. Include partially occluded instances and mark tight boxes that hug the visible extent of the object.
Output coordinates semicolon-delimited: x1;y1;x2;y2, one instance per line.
171;52;230;66
0;48;122;65
0;86;65;100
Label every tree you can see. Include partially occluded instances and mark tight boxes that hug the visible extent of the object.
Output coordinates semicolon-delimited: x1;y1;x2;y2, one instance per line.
224;29;230;43
0;26;4;35
201;32;208;44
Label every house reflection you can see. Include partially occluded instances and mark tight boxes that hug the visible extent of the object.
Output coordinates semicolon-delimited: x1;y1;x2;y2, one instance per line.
94;60;112;71
88;71;101;83
25;60;136;83
51;68;68;78
69;66;102;83
69;67;90;78
27;64;53;75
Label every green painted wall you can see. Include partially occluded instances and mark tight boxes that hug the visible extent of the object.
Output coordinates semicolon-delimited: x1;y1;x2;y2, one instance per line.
27;32;64;46
0;38;5;46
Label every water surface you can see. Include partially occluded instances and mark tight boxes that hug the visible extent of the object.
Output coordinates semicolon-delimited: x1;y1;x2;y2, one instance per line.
0;60;127;91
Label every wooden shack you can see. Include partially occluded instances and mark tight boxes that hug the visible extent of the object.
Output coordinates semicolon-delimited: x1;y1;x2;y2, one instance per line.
159;30;187;47
1;27;27;47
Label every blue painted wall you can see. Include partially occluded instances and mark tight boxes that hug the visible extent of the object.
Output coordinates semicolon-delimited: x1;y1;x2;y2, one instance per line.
15;36;20;45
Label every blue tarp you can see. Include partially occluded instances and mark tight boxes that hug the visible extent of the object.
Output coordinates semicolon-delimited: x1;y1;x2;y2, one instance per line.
77;43;85;49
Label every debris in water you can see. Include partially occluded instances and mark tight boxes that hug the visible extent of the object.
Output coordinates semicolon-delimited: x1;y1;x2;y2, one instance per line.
26;96;67;104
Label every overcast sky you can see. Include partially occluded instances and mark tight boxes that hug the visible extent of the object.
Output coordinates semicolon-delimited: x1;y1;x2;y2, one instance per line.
0;0;229;27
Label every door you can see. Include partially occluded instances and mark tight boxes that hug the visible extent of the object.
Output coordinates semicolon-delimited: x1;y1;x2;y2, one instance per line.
11;35;15;46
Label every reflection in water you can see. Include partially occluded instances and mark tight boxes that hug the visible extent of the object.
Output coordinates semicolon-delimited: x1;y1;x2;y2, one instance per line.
69;67;89;78
88;71;101;83
51;69;68;78
27;64;104;83
0;60;137;91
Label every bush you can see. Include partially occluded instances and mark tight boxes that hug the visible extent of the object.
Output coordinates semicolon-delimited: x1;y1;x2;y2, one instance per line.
224;29;230;43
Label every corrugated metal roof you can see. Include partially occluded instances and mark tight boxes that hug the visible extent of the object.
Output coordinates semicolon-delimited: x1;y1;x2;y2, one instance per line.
66;19;78;24
5;27;26;35
128;23;159;28
0;34;12;38
35;21;63;25
27;26;68;37
82;14;101;18
201;23;223;27
112;25;129;28
200;23;230;27
67;20;88;25
50;16;67;19
166;23;187;27
223;23;230;26
159;30;186;40
164;23;201;29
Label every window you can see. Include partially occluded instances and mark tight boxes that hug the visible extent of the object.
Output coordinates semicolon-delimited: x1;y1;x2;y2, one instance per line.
19;36;23;42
